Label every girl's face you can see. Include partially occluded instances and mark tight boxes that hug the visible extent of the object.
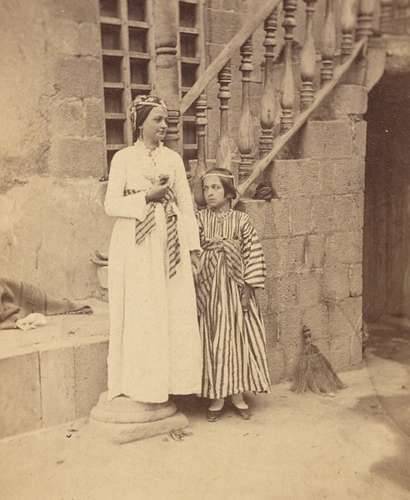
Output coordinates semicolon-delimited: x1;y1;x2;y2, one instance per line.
141;107;168;143
203;175;228;209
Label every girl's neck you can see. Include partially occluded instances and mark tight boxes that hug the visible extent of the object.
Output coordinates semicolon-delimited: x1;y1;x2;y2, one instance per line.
210;202;231;214
141;137;160;151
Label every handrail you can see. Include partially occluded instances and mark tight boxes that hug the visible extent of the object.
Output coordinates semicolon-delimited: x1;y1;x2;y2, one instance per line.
237;37;367;197
179;0;281;115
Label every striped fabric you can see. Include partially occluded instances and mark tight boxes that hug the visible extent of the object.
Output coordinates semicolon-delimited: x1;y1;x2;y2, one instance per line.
195;209;271;399
124;188;180;278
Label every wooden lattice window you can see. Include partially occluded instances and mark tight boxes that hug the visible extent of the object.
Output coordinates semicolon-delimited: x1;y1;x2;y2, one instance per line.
99;0;154;173
178;0;206;164
99;0;205;174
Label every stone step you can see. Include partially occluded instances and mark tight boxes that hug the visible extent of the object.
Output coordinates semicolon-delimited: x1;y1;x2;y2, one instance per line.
0;299;109;440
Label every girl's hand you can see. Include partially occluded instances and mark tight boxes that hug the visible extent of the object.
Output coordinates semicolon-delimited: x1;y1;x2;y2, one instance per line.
145;180;169;202
241;284;252;313
190;250;201;276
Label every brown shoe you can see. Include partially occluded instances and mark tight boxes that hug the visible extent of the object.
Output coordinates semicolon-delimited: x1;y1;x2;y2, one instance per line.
231;403;251;420
206;408;223;422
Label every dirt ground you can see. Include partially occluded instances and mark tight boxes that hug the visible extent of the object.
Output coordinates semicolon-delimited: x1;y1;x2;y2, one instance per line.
1;323;410;500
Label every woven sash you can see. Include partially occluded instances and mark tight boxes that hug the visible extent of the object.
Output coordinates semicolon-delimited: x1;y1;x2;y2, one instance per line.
124;188;180;278
195;238;244;313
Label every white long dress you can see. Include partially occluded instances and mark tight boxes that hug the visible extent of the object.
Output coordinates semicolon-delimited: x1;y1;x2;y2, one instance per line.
104;141;202;403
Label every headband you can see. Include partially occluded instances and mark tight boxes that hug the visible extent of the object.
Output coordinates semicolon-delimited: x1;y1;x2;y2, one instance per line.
130;95;168;130
202;173;235;180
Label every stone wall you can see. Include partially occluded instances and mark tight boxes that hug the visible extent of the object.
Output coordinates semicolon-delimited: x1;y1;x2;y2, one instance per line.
243;84;367;382
0;0;111;299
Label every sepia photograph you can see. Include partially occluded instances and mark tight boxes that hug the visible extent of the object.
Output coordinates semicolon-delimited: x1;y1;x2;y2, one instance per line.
0;0;410;499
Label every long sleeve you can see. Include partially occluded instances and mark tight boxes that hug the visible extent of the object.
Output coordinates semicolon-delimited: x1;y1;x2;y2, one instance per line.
173;154;201;251
104;151;148;220
241;214;266;288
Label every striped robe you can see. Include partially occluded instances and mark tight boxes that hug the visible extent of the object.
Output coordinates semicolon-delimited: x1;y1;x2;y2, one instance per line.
195;208;271;399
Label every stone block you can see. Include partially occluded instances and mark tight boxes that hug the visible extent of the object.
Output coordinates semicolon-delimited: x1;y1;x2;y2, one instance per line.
49;137;105;177
262;312;279;344
223;0;240;10
74;341;108;418
326;231;363;265
242;199;267;238
207;0;222;9
311;196;334;233
287;236;305;273
338;297;363;334
271;275;299;312
329;335;351;371
79;23;101;57
306;234;326;269
40;347;76;427
262;238;288;279
50;99;85;137
333;156;365;194
290;197;312;235
278;307;304;344
54;57;103;99
300;120;353;159
51;0;99;23
303;304;329;339
0;353;41;438
49;19;80;55
264;199;290;238
266;343;286;383
206;10;239;44
333;194;364;231
85;98;105;138
349;263;363;297
327;84;368;117
322;262;350;301
272;159;320;198
352;120;367;157
297;272;322;307
350;332;363;366
319;161;335;195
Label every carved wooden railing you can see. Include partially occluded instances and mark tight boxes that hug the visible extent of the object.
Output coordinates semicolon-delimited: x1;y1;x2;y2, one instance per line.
181;0;402;200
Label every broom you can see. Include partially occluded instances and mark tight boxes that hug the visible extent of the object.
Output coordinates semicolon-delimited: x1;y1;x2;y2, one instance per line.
291;326;347;396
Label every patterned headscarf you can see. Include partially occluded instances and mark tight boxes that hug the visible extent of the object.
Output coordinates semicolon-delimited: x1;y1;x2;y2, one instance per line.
130;95;168;132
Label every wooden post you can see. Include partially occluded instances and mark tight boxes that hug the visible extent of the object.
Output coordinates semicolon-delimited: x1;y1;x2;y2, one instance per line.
153;0;181;153
341;0;357;61
280;0;297;133
300;0;318;109
259;8;278;158
380;0;393;34
216;61;232;170
357;0;376;40
238;37;255;182
320;0;337;84
195;93;208;176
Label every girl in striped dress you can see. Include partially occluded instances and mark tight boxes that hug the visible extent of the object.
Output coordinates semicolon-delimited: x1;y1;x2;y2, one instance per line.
195;168;271;422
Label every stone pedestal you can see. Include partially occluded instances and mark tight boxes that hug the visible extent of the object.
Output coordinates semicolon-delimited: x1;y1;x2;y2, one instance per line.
89;392;189;444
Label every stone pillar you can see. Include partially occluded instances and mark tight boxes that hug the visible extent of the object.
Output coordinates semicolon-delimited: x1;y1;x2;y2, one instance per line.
89;392;189;444
152;0;182;154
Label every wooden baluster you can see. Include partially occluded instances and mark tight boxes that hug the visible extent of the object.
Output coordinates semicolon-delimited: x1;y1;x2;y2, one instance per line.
259;8;278;157
380;0;393;33
320;0;337;84
153;0;181;152
238;37;255;182
280;0;297;133
357;0;376;40
195;93;208;175
216;62;232;171
300;0;318;109
341;0;357;61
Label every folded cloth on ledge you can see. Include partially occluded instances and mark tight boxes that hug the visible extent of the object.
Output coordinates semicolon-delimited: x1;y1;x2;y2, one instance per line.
0;278;93;330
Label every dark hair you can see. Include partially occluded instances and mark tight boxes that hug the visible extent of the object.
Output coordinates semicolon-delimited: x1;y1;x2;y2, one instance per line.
202;167;237;200
132;106;153;141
